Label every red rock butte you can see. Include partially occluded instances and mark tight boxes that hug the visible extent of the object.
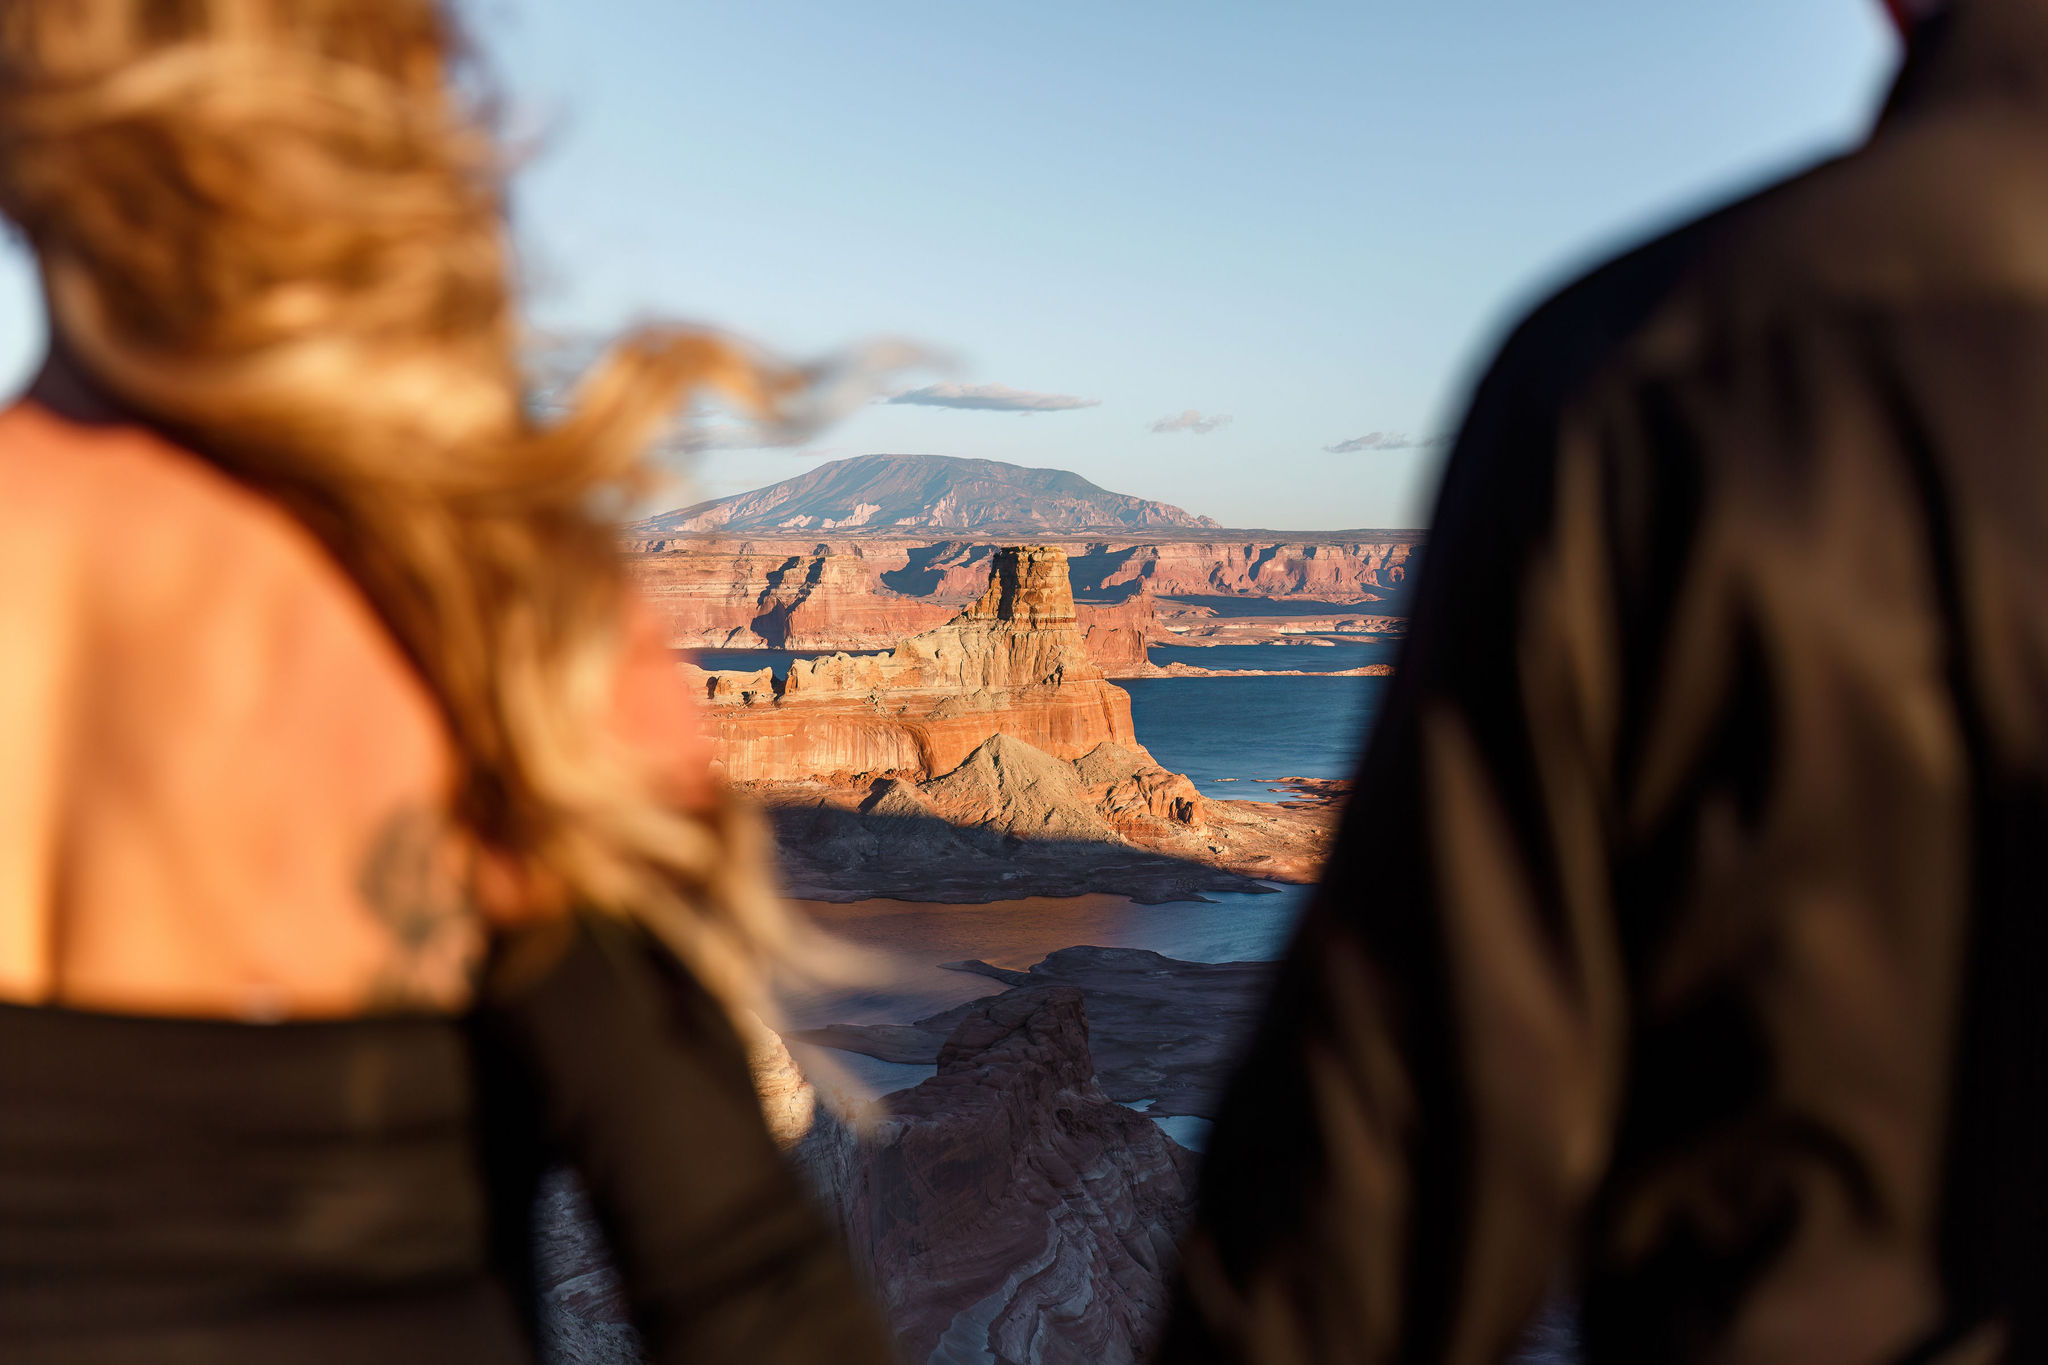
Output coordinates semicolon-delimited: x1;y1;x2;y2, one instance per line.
689;546;1146;783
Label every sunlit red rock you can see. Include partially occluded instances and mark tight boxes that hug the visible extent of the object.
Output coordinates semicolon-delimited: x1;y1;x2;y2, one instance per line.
698;546;1148;783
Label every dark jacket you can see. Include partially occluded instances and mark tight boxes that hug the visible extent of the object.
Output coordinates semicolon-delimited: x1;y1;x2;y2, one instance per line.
1158;5;2048;1362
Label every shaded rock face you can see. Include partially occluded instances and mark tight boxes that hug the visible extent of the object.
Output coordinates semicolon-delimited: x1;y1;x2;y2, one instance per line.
636;545;962;651
533;1170;639;1365
702;547;1146;783
767;802;1271;905
847;989;1198;1365
1067;540;1413;601
963;544;1080;628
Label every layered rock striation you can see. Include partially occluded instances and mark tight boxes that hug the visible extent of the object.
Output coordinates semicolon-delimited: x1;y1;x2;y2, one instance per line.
630;536;1418;663
835;989;1199;1365
536;989;1200;1365
696;546;1147;783
685;546;1344;899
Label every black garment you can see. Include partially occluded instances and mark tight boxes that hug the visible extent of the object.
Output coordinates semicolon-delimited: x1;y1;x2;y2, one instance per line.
476;913;896;1365
1158;4;2048;1363
0;916;894;1365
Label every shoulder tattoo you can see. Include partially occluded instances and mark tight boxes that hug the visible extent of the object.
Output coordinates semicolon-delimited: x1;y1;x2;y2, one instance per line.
355;804;480;1010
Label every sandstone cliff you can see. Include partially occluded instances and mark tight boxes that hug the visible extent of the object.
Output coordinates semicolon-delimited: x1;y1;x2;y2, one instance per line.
697;546;1147;783
1069;538;1412;600
629;535;1418;664
838;989;1198;1365
688;545;1344;899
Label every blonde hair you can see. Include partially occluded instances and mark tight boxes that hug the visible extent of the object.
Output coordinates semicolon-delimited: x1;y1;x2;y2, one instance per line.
0;0;811;1016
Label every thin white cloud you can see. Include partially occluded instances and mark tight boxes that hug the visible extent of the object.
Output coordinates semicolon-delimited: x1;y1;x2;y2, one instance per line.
530;330;941;459
887;381;1101;413
1149;409;1233;435
661;424;768;455
1323;431;1450;454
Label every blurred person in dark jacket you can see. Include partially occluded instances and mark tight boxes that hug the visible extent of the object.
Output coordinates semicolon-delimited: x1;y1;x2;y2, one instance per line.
1158;1;2048;1361
0;3;890;1362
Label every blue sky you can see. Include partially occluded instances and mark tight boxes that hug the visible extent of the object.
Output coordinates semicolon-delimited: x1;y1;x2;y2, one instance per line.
0;1;1898;529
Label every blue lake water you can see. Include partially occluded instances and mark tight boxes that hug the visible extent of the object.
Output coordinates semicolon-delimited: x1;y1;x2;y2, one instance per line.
1125;673;1385;803
1148;640;1403;672
782;885;1312;1032
781;885;1314;1135
1155;594;1405;618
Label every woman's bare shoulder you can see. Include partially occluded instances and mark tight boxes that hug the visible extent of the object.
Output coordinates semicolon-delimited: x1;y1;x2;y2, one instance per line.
0;400;473;1018
0;401;433;706
0;400;325;583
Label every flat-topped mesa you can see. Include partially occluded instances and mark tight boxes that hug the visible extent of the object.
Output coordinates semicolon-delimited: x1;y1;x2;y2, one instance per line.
701;546;1142;782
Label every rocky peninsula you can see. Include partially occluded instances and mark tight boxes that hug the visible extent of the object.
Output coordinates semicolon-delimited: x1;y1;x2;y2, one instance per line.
685;545;1344;900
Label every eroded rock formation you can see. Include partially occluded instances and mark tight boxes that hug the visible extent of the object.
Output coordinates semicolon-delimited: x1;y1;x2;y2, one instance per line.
840;989;1198;1365
677;546;1345;900
632;543;960;651
695;546;1147;783
628;535;1417;664
761;731;1335;903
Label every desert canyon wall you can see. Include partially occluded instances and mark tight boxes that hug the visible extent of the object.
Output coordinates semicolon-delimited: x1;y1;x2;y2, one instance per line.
689;545;1145;783
629;535;1418;660
687;545;1344;899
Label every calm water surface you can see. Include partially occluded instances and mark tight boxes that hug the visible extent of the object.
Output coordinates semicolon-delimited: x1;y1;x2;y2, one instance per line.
781;885;1312;1126
1155;594;1408;618
1125;672;1385;803
1147;640;1403;672
782;885;1312;1031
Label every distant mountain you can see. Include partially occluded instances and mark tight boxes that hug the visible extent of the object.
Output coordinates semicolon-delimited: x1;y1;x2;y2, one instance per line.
635;454;1221;535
